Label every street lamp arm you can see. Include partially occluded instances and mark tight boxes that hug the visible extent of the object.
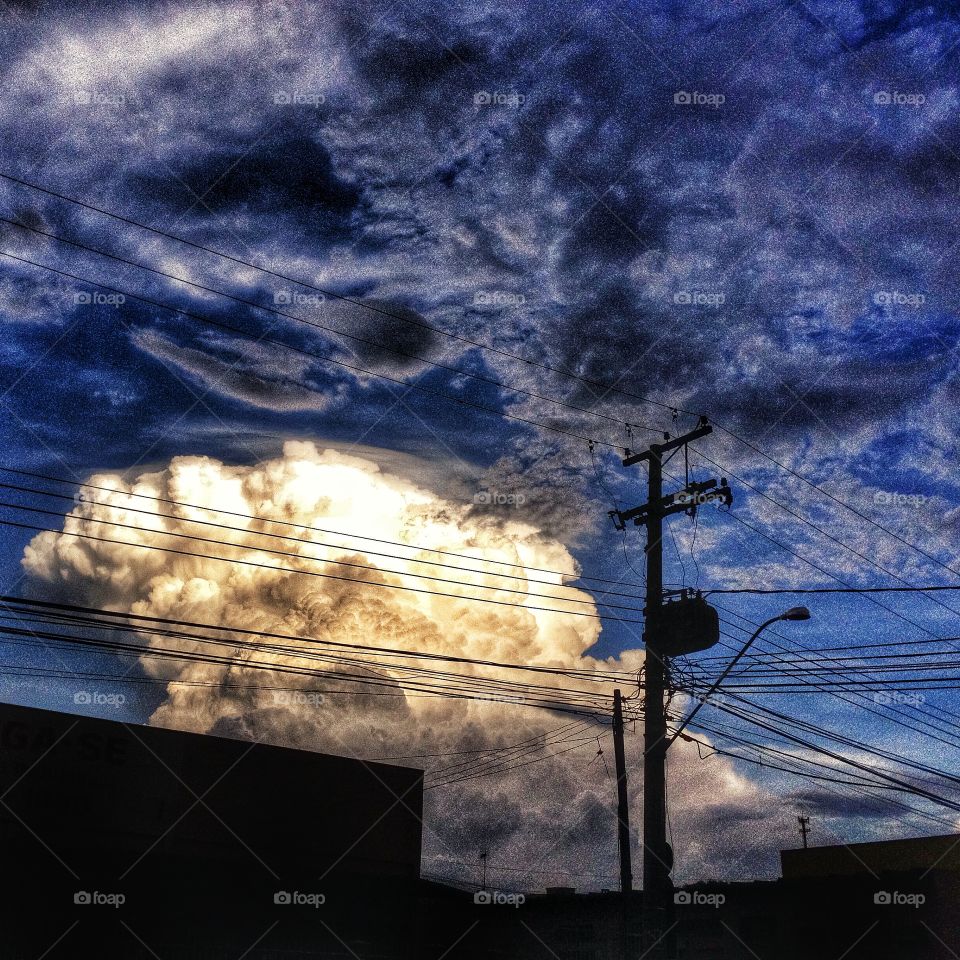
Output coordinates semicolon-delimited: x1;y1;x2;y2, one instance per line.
666;615;783;748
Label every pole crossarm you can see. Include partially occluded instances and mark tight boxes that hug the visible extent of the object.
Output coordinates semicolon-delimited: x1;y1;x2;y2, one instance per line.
622;417;712;466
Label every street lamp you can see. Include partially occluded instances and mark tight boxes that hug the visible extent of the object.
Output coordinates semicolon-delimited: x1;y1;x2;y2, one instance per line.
667;605;812;747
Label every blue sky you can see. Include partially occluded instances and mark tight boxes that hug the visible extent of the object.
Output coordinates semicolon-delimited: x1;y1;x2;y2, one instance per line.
1;0;960;881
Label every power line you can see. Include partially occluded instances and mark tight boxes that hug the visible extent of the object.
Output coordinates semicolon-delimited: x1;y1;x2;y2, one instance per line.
0;595;638;685
0;615;617;718
0;472;649;600
0;214;665;439
370;719;589;762
0;249;629;453
692;484;960;641
681;719;960;831
427;737;600;789
0;495;648;614
0;514;648;624
0;465;643;589
694;450;960;624
706;585;960;595
661;463;960;751
425;720;597;784
713;423;960;585
7;168;957;603
709;608;960;745
0;170;689;420
710;694;960;791
16;187;957;614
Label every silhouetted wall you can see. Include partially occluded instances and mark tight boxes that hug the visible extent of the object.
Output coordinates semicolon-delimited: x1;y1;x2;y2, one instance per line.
0;702;424;958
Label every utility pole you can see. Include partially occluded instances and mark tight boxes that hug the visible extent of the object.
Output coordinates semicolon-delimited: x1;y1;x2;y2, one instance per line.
610;416;732;950
612;689;632;894
798;815;810;849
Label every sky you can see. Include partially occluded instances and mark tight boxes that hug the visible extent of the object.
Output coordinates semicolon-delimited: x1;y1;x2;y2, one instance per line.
1;0;960;890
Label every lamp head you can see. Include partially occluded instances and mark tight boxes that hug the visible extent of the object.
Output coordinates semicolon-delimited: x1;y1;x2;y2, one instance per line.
781;606;811;621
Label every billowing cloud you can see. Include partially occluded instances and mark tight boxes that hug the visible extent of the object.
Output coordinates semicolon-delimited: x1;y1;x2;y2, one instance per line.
20;441;796;886
3;0;959;889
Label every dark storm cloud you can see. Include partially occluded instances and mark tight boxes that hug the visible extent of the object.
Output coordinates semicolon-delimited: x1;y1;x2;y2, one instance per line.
786;788;901;820
2;0;960;886
346;299;441;371
0;0;957;530
130;133;362;234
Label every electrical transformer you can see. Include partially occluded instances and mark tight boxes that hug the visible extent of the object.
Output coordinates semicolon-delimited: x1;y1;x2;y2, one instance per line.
654;592;720;657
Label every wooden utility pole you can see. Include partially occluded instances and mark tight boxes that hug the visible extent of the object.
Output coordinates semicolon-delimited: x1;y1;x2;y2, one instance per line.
610;416;731;950
612;688;632;894
638;436;670;930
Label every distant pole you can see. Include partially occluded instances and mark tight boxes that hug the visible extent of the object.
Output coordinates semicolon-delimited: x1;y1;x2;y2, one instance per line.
480;850;487;890
612;689;632;894
798;815;810;849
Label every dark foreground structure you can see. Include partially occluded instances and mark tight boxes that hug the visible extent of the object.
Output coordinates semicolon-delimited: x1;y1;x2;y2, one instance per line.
1;700;958;958
0;700;424;958
459;836;960;959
